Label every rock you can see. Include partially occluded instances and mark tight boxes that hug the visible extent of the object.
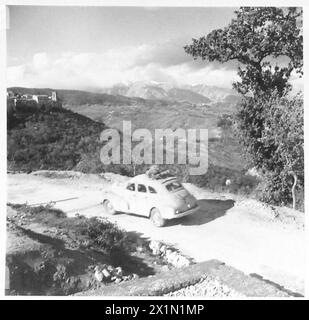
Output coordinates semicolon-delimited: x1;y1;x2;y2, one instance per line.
136;246;144;253
107;265;114;272
53;264;67;282
176;256;191;268
94;271;104;282
161;265;170;272
34;261;46;273
166;251;178;264
115;267;123;277
149;240;163;254
165;250;191;268
94;266;104;282
114;278;122;284
171;255;181;266
152;249;160;255
159;245;167;254
101;268;111;279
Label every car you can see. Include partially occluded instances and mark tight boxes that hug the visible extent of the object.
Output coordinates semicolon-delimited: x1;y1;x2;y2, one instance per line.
102;174;199;227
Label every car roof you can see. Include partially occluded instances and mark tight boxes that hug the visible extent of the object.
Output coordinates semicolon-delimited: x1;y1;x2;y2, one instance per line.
129;174;178;186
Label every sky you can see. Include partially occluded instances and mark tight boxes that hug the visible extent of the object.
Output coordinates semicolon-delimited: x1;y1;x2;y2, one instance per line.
7;6;242;90
6;6;302;91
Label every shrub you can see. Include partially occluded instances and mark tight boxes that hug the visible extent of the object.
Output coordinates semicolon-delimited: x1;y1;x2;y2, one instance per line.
235;93;304;208
7;109;106;172
77;217;127;255
9;203;128;255
188;164;259;195
217;114;233;128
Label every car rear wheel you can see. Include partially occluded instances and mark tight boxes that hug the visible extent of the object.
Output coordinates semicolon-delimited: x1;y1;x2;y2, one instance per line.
103;199;116;215
150;208;166;227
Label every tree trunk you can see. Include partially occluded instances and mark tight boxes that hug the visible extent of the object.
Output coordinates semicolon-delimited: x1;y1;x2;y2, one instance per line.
291;172;297;210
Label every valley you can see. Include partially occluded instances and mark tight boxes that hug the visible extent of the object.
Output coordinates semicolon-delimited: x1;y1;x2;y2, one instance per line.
7;85;253;195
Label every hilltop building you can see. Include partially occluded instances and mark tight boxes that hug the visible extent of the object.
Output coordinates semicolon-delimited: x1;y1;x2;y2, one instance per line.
32;94;50;104
7;89;62;122
51;91;57;101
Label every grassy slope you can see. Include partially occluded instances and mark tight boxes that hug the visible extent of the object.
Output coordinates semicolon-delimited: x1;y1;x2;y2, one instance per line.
64;99;245;171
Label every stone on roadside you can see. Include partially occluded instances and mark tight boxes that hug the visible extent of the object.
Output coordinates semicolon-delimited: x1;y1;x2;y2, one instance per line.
107;265;114;272
161;265;170;272
94;269;104;282
115;267;123;277
165;249;173;257
149;240;163;254
102;268;111;279
159;245;167;254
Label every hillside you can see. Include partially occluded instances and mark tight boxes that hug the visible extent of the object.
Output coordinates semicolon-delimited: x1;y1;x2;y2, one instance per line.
168;88;211;104
61;96;245;172
7;108;107;172
188;84;236;102
8;87;244;169
8;87;173;108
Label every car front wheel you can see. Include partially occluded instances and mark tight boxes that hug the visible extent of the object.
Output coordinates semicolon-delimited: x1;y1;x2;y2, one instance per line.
150;208;166;227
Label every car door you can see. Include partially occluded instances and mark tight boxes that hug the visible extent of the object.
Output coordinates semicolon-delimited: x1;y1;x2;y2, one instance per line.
125;182;138;213
134;183;149;216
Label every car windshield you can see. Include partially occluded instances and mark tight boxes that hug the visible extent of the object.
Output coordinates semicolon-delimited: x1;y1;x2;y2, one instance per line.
165;181;183;192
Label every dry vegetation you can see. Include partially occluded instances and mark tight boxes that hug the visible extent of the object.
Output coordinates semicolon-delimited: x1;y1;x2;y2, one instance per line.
7;203;171;295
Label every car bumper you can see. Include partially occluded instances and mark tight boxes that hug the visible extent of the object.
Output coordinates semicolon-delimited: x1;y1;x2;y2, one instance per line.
169;205;199;220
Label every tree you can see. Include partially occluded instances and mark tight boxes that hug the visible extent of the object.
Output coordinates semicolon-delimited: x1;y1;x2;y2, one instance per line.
260;93;303;208
184;7;303;96
184;7;304;208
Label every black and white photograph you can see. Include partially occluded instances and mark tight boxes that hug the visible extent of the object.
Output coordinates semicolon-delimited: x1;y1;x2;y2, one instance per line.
1;1;307;300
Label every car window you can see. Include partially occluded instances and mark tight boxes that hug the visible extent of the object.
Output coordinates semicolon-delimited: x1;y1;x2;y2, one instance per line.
148;186;157;194
165;181;183;192
137;184;147;193
126;183;135;191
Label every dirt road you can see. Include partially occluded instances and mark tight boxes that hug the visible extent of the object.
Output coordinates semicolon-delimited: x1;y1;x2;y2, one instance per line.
7;171;305;295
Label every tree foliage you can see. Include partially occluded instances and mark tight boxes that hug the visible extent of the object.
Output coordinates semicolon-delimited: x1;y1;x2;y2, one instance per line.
185;7;304;208
185;7;303;96
235;92;303;206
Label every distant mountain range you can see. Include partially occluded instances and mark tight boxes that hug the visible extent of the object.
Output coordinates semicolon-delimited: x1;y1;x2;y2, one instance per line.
101;81;240;105
9;82;241;107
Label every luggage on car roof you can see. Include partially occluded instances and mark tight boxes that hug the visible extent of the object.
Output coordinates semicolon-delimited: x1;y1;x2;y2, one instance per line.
145;165;172;180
